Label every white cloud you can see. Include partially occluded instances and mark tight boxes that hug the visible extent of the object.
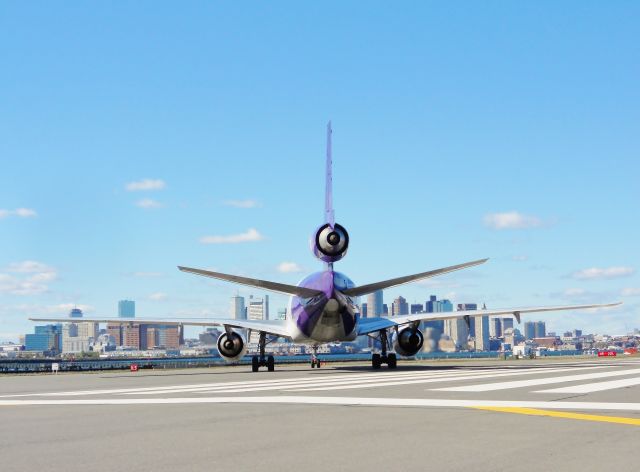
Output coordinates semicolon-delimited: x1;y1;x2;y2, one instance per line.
135;198;163;209
277;262;303;273
149;292;168;301
0;208;37;219
200;228;264;244
622;288;640;297
512;255;528;262
126;179;166;191
0;261;57;295
223;199;261;209
572;267;635;280
563;288;587;297
483;211;543;230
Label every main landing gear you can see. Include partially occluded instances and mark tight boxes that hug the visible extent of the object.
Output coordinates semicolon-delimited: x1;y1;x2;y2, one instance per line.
372;329;397;369
252;332;275;372
310;345;321;368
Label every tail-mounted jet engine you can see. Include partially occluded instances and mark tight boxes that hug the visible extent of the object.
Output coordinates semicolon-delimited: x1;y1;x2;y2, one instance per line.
217;331;247;362
393;327;424;357
311;223;349;263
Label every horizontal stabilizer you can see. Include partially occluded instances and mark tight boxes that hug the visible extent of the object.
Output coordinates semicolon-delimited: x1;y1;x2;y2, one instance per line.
342;258;489;297
178;266;323;298
29;317;291;339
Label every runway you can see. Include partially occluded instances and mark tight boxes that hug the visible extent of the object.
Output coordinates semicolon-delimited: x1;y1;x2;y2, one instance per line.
2;357;639;471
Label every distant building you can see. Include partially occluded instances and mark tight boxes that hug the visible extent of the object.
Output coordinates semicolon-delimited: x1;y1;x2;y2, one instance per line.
410;303;424;314
157;325;180;349
524;321;536;340
107;324;123;346
392;296;409;317
474;316;490;351
367;290;384;317
502;317;514;332
248;295;269;343
361;303;368;317
118;300;136;318
122;324;141;349
69;308;83;318
445;318;469;350
382;304;388;315
199;328;222;346
573;329;583;337
490;317;502;338
25;324;62;354
277;308;287;321
534;321;546;338
230;295;246;320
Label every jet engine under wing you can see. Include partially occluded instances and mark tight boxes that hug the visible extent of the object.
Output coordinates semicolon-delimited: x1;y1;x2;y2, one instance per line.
342;258;489;298
178;266;324;298
356;302;622;336
28;317;291;339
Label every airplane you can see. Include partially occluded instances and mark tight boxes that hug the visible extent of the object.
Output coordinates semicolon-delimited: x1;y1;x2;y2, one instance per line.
31;123;621;372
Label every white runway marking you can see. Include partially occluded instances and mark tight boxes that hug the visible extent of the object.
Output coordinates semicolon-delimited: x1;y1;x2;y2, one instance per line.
283;366;605;392
2;395;640;412
536;376;640;394
433;368;640;392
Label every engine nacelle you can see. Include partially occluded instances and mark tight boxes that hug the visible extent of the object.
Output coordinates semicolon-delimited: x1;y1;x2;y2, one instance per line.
311;223;349;263
393;327;424;357
217;331;247;362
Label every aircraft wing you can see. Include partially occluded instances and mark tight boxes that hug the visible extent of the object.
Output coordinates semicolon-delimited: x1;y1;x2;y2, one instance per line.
342;258;488;298
28;317;291;339
356;302;622;336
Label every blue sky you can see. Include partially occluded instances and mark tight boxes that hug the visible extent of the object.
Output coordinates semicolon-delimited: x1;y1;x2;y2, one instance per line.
1;1;638;341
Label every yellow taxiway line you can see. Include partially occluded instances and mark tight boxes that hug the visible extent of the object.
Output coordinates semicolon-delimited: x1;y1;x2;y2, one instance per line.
474;406;640;426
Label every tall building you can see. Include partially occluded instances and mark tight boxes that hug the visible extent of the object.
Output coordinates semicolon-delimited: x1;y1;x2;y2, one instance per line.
107;324;123;346
157;325;180;349
490;317;502;338
25;324;62;353
445;318;469;350
457;304;478;337
230;295;246;320
367;290;384;317
277;308;287;321
534;321;546;338
122;324;141;349
69;307;83;318
410;303;424;314
62;323;92;353
502;317;514;332
474;316;490;351
118;300;136;318
392;296;409;317
524;321;536;340
361;303;368;317
248;296;269;342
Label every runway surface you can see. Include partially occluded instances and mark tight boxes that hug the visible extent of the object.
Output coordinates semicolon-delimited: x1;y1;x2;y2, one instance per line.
2;357;639;472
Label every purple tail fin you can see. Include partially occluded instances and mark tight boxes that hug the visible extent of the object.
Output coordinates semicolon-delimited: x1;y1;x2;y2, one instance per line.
325;121;335;228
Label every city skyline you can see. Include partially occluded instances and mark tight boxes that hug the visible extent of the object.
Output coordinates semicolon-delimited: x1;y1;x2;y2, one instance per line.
1;2;638;341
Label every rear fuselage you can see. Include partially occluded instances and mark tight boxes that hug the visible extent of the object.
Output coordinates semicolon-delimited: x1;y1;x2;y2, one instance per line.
287;270;359;343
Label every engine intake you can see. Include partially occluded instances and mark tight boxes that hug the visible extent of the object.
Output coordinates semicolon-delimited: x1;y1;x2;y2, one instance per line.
311;223;349;262
217;331;247;362
393;327;424;357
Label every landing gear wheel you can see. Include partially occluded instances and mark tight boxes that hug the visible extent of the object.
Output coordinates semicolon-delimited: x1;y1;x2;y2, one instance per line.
387;353;397;369
372;353;381;369
266;355;275;372
315;359;321;368
311;360;316;368
251;356;259;372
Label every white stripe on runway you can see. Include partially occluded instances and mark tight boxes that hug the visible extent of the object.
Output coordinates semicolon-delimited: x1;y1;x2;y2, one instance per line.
2;395;640;412
433;368;640;392
536;376;640;394
283;366;607;393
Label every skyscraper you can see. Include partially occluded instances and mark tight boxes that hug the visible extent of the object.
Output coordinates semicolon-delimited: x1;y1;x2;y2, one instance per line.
490;317;502;338
534;321;546;338
367;290;384;317
410;303;424;314
230;295;246;320
474;316;490;351
248;296;269;342
524;321;535;340
502;317;514;332
457;304;478;337
118;300;135;318
445;318;469;350
392;296;409;317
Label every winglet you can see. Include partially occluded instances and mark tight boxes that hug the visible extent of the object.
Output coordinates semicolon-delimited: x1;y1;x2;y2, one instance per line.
325;121;335;227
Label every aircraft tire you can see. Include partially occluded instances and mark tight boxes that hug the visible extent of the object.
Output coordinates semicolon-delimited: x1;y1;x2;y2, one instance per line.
372;353;381;369
252;356;259;372
387;353;397;369
267;355;275;372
